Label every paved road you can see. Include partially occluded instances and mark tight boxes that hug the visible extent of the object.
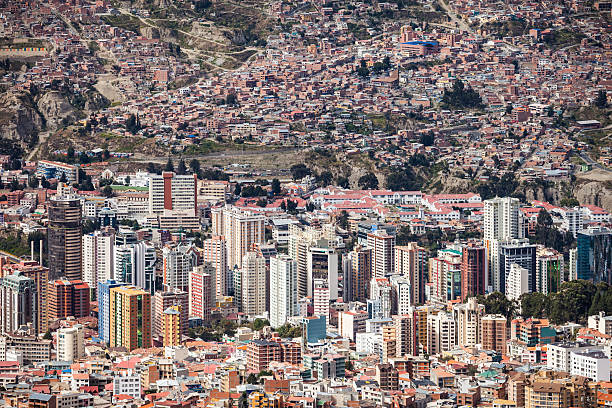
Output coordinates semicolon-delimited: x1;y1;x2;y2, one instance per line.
580;152;612;174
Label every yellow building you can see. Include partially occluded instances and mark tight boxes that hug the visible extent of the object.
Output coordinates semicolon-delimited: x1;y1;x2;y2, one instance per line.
163;305;181;347
109;286;151;351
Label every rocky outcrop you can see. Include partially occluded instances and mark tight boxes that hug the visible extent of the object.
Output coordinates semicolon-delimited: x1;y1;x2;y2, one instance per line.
574;171;612;211
36;91;75;130
140;26;160;39
0;90;44;149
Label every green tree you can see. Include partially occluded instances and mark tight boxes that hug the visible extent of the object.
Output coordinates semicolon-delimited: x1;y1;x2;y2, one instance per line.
290;163;311;180
189;159;201;175
246;374;258;384
420;131;435;146
164;157;174;173
102;185;114;197
337;210;349;229
475;292;517;321
594;90;608;109
520;292;549;318
318;171;333;187
441;79;484;109
28;176;39;189
252;318;270;331
548;280;597;324
271;178;281;195
177;158;187;175
358;172;378;190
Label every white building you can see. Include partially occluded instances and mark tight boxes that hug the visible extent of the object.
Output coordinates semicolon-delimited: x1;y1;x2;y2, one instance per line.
162;243;198;292
269;255;298;328
338;310;368;341
562;207;583;238
148;172;197;215
114;242;156;293
202;236;228;302
356;332;383;359
313;278;330;321
427;312;456;354
82;231;114;292
506;263;529;301
370;278;392;319
547;342;595;373
367;231;395;278
484;197;523;291
389;275;412;315
212;205;265;269
307;242;339;300
57;325;84;362
453;298;485;348
113;370;142;399
588;312;612;336
570;349;610;381
240;252;267;316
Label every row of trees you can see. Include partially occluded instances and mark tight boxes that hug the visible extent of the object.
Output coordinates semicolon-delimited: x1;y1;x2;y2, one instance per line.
473;280;612;325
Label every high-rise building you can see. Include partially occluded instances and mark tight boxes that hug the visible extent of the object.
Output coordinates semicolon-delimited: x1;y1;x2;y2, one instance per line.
189;264;215;319
162;242;198;292
394;312;418;357
97;280;125;344
427;311;456;354
0;260;49;334
369;278;392;319
367;231;395;278
47;280;90;324
269;255;297;328
162;306;182;347
389;275;412;315
506;263;529;301
240;252;267;316
0;273;37;334
148;172;197;215
481;314;507;353
307;240;339;300
82;230;114;295
57;324;84;362
109;286;151;351
152;289;189;340
212;205;265;269
484;197;523;291
429;247;462;303
114;242;156;293
203;236;228;301
48;196;82;280
347;246;372;302
577;228;612;283
536;248;564;294
395;243;427;305
499;239;536;294
569;248;578;281
484;197;523;241
288;223;340;298
461;244;486;299
453;298;485;348
562;207;583;238
313;278;330;321
302;315;326;344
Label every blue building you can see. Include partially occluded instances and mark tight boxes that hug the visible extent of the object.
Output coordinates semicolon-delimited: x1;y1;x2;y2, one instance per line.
97;280;125;343
577;228;612;283
302;315;326;344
